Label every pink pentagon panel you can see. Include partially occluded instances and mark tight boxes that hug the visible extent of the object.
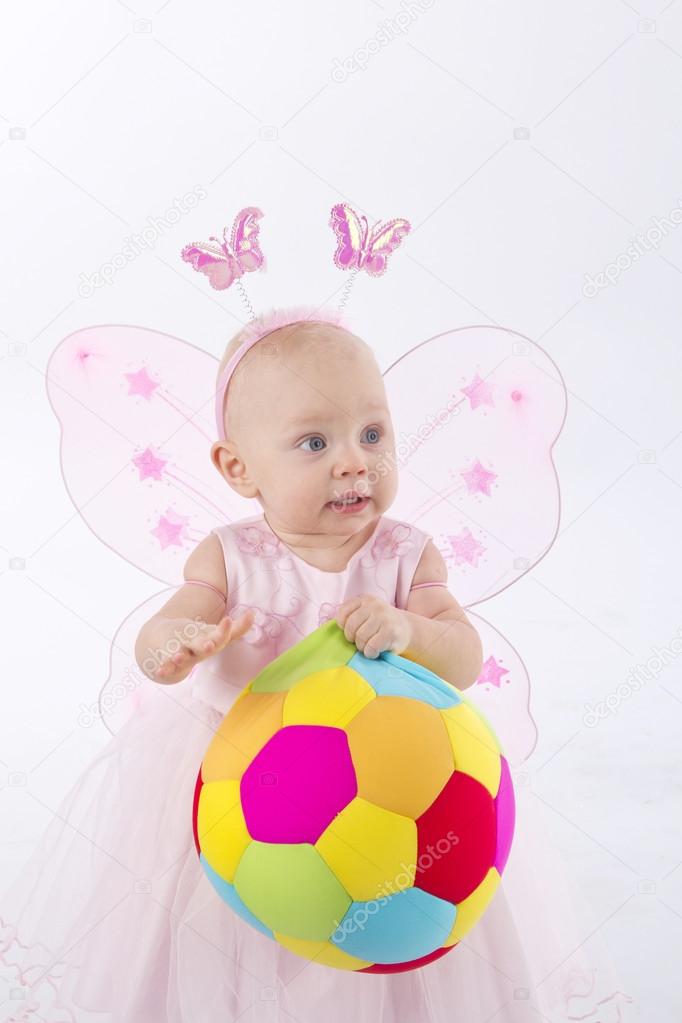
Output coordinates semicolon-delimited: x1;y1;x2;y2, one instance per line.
240;725;357;844
494;756;515;874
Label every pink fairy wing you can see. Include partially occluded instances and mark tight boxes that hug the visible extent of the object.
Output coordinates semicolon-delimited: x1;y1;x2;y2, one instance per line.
464;609;537;764
384;324;566;763
329;202;367;271
384;325;565;606
364;218;411;277
94;588;200;736
181;240;240;290
46;325;254;585
229;206;265;273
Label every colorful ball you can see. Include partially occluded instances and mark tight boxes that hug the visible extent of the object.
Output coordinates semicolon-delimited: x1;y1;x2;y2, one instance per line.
192;620;515;973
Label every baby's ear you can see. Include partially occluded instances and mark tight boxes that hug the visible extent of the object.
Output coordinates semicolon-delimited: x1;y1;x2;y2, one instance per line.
210;440;259;498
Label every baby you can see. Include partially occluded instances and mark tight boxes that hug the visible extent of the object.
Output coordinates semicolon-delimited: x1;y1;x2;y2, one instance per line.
135;317;483;688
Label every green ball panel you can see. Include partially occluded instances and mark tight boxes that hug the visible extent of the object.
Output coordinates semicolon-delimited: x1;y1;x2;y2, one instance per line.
234;840;352;941
251;621;355;693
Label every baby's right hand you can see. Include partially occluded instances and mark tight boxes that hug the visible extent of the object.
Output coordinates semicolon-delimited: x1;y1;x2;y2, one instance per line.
153;610;254;683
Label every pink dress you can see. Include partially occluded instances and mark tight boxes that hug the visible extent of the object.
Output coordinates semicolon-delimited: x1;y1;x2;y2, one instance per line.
0;515;634;1022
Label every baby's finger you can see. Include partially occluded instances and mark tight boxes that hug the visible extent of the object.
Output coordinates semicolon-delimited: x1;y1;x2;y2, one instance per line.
203;616;235;652
195;617;231;654
342;605;372;643
198;613;253;656
336;596;365;628
156;655;184;680
363;625;391;659
228;610;255;642
180;616;232;657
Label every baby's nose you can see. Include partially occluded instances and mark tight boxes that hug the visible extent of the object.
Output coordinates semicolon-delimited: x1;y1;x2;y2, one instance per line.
333;447;368;477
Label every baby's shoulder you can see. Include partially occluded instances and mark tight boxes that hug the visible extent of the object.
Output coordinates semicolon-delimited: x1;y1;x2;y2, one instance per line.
183;531;227;594
181;515;267;601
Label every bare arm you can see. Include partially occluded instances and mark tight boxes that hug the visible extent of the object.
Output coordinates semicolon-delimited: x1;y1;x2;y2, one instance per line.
400;541;483;689
134;533;252;684
337;540;483;690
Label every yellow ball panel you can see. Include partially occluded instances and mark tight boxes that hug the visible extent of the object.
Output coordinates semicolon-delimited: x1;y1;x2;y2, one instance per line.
197;780;250;882
316;796;417;901
201;690;286;783
346;697;454;818
443;867;501;946
440;702;501;797
274;931;372;970
283;667;375;729
461;696;502;754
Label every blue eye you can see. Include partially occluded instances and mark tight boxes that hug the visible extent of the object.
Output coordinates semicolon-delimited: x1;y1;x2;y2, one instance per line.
299;429;379;451
300;435;326;452
361;426;382;444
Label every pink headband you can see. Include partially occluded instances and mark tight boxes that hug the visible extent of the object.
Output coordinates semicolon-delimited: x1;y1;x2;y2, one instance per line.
214;305;352;440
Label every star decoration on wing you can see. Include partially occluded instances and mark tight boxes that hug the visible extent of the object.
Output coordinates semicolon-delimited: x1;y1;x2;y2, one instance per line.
125;367;160;400
461;373;495;411
132;447;167;482
475;656;510;689
461;459;497;497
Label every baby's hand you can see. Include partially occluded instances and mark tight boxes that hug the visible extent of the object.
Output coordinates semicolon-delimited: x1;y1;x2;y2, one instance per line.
154;611;254;683
336;595;411;660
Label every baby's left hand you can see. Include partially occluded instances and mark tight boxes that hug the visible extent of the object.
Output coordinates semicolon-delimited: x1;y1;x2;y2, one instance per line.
336;595;411;659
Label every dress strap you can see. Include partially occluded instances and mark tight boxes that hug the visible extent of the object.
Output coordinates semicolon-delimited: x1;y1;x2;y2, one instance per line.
409;580;449;591
185;578;227;602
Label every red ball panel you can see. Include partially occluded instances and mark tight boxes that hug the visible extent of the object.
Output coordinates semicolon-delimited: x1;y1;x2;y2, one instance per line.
415;771;496;904
192;768;202;857
358;942;457;974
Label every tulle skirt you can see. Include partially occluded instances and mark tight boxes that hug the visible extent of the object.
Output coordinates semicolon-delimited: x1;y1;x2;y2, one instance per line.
0;675;636;1023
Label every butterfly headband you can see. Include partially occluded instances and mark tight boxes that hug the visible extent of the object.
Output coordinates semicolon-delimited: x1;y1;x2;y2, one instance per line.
180;203;411;440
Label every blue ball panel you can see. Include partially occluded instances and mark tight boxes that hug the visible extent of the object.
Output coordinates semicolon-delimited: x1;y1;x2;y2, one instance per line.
200;854;273;939
330;887;456;964
349;652;461;709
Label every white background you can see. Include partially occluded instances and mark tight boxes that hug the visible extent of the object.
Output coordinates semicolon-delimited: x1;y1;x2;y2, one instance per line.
2;0;682;1018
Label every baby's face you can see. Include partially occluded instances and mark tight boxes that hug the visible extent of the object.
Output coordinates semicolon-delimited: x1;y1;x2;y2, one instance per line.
227;328;398;541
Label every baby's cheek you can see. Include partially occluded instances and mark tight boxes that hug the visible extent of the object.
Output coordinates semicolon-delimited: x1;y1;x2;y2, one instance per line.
263;475;300;518
374;458;399;503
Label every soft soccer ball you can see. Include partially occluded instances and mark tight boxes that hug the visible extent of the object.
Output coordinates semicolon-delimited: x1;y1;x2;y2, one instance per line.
192;620;515;973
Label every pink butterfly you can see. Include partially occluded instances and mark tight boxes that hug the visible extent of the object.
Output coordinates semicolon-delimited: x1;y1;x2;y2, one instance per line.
329;203;411;277
181;206;265;291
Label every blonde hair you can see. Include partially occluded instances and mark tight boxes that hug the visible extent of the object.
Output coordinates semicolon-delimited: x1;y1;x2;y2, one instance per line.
216;318;349;382
215;310;375;440
215;305;368;377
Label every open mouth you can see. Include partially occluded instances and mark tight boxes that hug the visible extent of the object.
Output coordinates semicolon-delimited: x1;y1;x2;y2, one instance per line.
328;493;370;514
